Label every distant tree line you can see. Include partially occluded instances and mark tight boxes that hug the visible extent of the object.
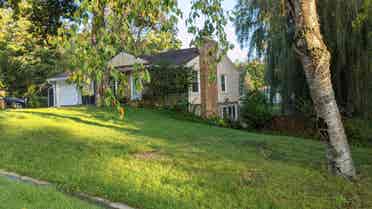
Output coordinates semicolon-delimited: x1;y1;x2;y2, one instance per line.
0;0;77;96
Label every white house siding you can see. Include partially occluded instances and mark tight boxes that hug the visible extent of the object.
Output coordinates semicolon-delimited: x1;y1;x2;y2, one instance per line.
186;56;201;105
186;55;241;119
217;56;240;104
187;56;240;106
216;56;240;121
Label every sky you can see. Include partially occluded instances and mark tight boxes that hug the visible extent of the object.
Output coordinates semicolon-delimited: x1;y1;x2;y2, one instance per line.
177;0;248;62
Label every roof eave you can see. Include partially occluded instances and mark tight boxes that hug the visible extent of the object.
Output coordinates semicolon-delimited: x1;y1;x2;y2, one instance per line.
47;76;69;82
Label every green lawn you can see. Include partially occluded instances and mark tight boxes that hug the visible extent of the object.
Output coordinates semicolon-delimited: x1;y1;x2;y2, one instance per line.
0;107;371;209
0;176;102;209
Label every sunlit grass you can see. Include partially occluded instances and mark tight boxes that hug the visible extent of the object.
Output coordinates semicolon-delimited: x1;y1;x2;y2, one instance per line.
0;106;371;209
0;176;103;209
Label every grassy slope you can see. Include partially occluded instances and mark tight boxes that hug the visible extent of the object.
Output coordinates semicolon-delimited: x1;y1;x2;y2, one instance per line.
0;176;102;209
0;107;371;209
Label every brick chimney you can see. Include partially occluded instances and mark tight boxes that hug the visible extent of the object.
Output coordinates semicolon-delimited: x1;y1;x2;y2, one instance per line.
199;37;219;118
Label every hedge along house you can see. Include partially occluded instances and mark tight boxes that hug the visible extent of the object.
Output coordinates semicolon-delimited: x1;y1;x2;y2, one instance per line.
47;39;241;120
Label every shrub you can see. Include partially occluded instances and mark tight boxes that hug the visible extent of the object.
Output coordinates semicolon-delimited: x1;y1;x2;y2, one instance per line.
161;108;238;129
171;98;189;112
24;85;48;108
27;96;48;108
143;63;192;108
344;118;372;146
0;80;5;89
240;90;273;129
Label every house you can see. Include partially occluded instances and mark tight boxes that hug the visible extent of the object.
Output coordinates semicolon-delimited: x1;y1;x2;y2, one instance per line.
47;39;241;120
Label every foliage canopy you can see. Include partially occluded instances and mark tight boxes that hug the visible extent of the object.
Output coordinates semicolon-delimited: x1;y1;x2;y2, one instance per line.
234;0;372;118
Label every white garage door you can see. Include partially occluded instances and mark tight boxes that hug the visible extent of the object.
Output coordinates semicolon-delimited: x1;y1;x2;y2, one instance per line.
58;81;80;106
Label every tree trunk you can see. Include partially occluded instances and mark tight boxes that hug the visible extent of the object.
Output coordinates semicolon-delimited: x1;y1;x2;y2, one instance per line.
92;12;102;107
0;90;5;110
94;80;103;107
92;2;106;107
286;0;356;179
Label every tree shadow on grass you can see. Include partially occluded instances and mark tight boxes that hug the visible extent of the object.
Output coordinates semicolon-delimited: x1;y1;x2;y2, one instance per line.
2;108;372;208
17;108;331;171
16;110;141;134
0;123;207;209
13;108;372;175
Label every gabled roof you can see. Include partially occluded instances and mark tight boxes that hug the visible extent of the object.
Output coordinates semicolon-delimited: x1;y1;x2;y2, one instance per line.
110;52;148;68
140;48;199;66
48;48;201;79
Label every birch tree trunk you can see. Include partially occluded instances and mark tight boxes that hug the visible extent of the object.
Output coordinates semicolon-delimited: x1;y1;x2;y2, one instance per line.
286;0;356;179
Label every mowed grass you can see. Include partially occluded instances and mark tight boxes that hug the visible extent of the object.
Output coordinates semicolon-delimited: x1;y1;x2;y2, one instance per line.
0;176;102;209
0;106;371;209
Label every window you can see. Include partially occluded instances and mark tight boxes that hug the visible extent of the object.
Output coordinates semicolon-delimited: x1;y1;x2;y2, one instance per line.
221;104;237;121
223;107;228;119
192;71;199;93
109;79;118;96
239;73;245;96
221;74;226;92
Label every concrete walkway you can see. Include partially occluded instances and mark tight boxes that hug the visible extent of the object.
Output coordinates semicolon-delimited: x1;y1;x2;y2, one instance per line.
0;169;134;209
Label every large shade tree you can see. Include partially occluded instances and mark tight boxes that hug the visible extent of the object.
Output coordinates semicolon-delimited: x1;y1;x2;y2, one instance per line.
57;0;181;110
0;0;77;96
194;0;356;179
0;0;60;96
235;0;372;118
7;0;78;39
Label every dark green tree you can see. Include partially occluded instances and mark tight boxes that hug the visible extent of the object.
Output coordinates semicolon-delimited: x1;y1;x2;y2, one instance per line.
0;1;61;97
0;0;78;97
235;0;372;118
29;0;77;39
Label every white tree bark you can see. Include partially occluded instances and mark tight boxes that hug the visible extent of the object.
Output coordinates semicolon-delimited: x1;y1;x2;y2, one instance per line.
286;0;356;179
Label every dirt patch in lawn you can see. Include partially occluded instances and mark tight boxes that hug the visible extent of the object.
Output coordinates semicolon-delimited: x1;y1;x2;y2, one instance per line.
133;151;162;160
